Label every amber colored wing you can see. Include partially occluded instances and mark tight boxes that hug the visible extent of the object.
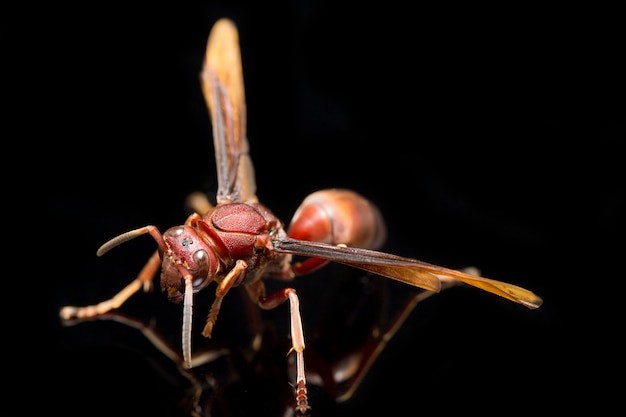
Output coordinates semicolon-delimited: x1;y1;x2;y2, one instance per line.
201;18;257;204
272;238;543;309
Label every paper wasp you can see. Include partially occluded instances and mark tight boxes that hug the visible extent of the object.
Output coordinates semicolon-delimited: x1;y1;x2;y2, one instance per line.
60;18;542;416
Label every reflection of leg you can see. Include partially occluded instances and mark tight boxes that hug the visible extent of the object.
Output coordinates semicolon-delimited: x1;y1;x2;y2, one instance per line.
328;268;475;403
63;311;225;417
59;250;161;320
333;288;438;403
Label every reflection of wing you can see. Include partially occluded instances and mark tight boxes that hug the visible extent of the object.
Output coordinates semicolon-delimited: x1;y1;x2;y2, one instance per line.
201;18;256;204
272;238;543;309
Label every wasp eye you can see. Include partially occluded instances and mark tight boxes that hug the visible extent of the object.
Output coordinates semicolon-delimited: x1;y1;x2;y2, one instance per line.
194;249;207;263
169;227;184;237
193;250;210;284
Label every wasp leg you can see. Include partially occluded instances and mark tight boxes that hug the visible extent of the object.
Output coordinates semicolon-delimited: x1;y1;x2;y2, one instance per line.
59;250;161;321
246;280;310;415
186;191;215;216
202;260;248;338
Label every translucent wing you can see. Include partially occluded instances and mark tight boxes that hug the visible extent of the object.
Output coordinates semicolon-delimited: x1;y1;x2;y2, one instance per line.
272;238;543;309
201;18;256;204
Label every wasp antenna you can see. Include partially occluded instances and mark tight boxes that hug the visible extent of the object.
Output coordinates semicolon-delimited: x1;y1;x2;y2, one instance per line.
96;226;153;256
182;276;194;369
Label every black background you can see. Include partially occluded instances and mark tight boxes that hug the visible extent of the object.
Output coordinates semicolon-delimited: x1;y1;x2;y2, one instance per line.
41;1;623;416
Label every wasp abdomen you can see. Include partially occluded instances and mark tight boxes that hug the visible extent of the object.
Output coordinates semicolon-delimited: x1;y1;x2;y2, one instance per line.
287;188;387;250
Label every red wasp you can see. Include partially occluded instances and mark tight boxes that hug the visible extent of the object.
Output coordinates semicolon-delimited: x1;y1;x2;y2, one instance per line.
60;18;543;416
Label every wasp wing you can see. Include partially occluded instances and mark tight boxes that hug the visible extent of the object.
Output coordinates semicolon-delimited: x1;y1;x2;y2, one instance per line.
201;18;256;204
427;267;543;309
272;238;543;309
272;238;442;292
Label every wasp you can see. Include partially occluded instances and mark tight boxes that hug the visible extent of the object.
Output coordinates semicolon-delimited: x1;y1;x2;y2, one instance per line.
60;18;542;416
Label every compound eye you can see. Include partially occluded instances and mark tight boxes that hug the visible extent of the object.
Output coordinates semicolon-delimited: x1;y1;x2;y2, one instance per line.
165;226;185;238
191;249;213;291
